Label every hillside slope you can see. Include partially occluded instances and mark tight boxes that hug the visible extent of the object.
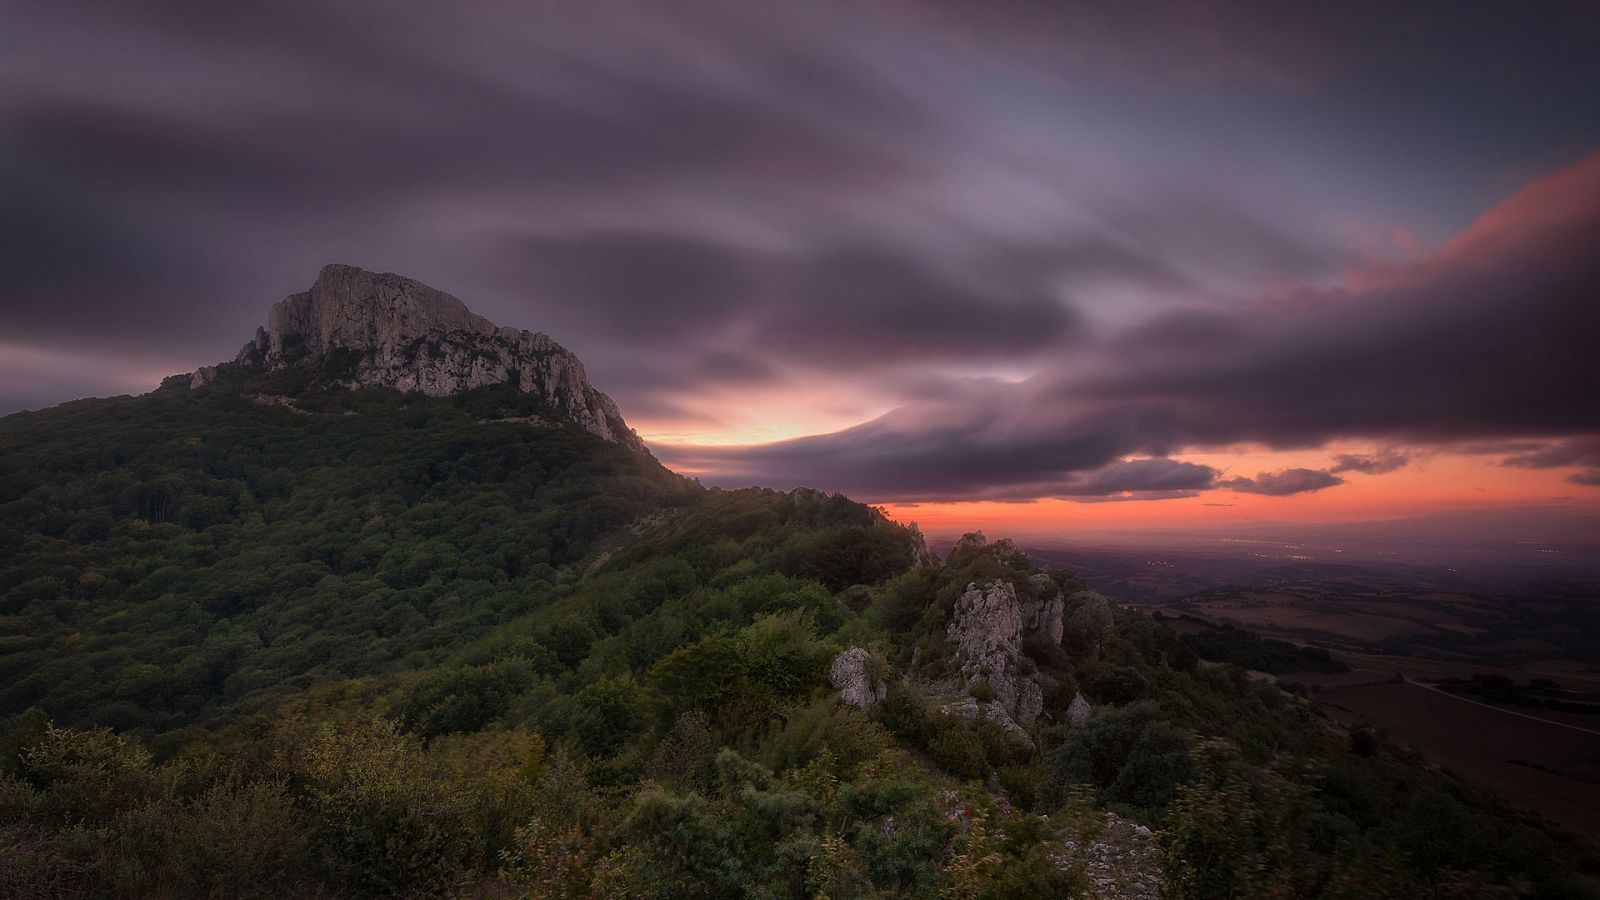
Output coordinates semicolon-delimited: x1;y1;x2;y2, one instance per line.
171;264;642;449
2;309;1598;896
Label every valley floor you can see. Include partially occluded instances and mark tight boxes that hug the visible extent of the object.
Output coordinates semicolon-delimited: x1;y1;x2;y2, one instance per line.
1318;677;1600;835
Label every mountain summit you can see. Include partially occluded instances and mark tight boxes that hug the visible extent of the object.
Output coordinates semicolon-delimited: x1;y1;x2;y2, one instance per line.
174;264;643;449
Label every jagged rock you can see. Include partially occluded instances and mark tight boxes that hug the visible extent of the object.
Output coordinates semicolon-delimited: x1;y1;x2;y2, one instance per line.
938;695;1030;739
1055;812;1164;900
949;531;989;561
1067;692;1093;725
829;648;886;708
1022;573;1066;645
986;536;1030;567
948;580;1024;659
188;366;219;389
1067;590;1116;650
173;264;643;449
947;530;1033;570
946;579;1044;728
906;523;941;569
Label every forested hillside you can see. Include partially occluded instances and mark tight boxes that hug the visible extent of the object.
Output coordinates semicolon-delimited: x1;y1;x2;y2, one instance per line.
2;381;1597;897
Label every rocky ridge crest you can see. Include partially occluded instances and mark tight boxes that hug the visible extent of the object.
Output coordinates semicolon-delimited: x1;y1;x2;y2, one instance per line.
829;531;1099;742
174;264;643;449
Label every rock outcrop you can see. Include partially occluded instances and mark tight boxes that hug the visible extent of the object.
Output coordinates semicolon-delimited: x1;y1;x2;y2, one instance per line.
1056;812;1164;900
906;523;941;569
175;264;643;449
1067;692;1093;726
1023;573;1067;646
940;577;1061;736
830;648;887;708
830;533;1084;740
947;531;1029;568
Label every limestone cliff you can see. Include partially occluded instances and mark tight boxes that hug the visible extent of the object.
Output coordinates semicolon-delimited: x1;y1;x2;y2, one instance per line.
176;264;643;449
940;579;1047;735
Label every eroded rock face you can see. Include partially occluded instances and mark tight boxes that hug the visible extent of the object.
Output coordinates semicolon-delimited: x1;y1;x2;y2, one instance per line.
938;695;1031;739
830;648;886;708
1022;573;1066;646
906;523;941;569
1067;692;1093;726
948;580;1024;660
945;579;1048;732
179;265;643;449
948;531;1029;568
949;531;990;560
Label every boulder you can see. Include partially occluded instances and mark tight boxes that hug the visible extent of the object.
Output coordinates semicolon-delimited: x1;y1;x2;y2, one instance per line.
830;647;886;708
1067;692;1093;725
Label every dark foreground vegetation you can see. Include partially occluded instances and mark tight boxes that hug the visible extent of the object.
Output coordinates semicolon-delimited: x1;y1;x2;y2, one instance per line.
3;382;1597;897
1169;616;1349;676
1440;674;1600;716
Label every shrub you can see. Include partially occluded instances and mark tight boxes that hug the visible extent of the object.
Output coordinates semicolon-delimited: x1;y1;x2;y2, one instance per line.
927;723;988;781
1086;666;1149;705
297;719;480;896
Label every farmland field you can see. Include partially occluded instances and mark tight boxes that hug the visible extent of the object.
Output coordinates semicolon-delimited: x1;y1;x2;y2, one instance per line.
1319;679;1600;835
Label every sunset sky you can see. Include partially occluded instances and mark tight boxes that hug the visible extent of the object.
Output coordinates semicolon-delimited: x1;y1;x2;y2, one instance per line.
4;1;1598;533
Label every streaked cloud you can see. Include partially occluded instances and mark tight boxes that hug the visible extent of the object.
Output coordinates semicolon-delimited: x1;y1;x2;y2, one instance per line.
1218;468;1345;497
2;0;1597;511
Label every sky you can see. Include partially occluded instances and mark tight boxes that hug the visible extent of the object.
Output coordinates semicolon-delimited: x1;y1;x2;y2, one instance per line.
3;0;1599;534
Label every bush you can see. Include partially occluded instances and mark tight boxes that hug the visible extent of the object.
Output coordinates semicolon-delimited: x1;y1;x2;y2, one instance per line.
112;778;309;898
1044;703;1193;815
1086;666;1149;705
297;719;481;896
928;723;989;781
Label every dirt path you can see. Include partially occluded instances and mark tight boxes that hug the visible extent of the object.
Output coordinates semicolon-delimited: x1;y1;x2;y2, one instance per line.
1402;677;1600;737
1318;680;1600;835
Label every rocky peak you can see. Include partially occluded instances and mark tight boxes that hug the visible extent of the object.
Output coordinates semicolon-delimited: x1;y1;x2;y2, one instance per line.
944;580;1045;733
947;531;1030;568
243;264;499;365
177;265;644;450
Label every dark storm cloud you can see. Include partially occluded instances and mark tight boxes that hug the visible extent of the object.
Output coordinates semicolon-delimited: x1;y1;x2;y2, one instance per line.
4;0;1600;507
493;234;1077;364
10;0;1303;417
1064;459;1220;497
1501;437;1600;487
499;235;757;343
1329;452;1409;475
1501;438;1600;470
661;151;1600;499
758;247;1076;363
1;0;945;371
1218;468;1344;496
908;457;1221;504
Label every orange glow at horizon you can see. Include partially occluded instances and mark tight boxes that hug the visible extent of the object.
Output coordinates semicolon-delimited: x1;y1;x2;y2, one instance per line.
646;409;1600;534
634;390;898;448
803;442;1592;535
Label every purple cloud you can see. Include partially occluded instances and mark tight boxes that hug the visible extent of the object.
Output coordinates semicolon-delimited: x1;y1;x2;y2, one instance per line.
659;150;1600;500
3;0;1599;512
1501;437;1600;487
1217;468;1345;496
1330;452;1409;475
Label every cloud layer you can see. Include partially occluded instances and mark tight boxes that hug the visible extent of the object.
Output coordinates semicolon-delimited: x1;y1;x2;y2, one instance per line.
662;151;1600;499
2;0;1598;504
